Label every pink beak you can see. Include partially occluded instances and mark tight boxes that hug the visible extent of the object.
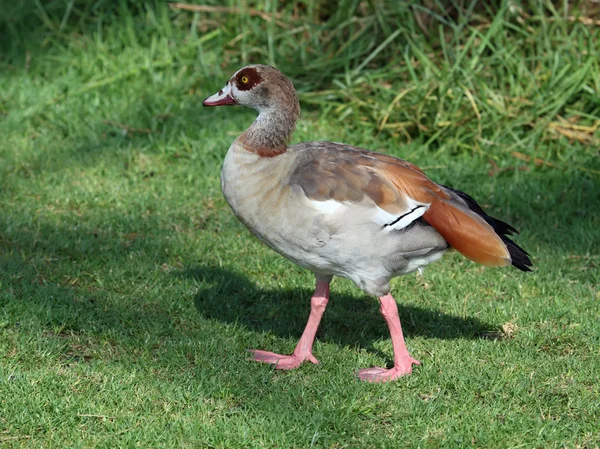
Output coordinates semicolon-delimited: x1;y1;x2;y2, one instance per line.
203;84;237;107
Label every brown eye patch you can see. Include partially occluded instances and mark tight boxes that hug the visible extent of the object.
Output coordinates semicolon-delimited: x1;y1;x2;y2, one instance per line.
235;67;261;91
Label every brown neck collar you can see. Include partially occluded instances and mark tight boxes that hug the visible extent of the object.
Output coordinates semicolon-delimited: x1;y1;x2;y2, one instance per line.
238;93;300;158
240;140;287;158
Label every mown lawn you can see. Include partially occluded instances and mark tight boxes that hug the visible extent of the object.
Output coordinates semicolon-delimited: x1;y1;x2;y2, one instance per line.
1;1;599;448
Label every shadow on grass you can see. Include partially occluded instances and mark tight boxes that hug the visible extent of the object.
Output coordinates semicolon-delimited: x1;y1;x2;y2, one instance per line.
178;266;495;348
0;224;494;373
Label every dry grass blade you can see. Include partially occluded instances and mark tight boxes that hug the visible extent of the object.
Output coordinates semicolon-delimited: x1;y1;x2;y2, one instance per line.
511;151;555;168
168;3;283;23
547;118;600;145
0;435;31;441
378;88;415;132
563;15;600;27
78;414;117;420
512;4;600;27
462;85;482;139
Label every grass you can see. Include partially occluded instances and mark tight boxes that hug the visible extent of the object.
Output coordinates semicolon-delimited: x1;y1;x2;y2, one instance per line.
1;0;599;447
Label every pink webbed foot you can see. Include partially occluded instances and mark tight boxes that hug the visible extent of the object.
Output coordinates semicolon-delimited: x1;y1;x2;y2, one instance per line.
357;356;421;383
249;349;319;370
358;294;421;383
248;279;330;372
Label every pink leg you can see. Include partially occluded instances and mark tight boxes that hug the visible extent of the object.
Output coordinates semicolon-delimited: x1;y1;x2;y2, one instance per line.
249;278;330;370
357;293;421;383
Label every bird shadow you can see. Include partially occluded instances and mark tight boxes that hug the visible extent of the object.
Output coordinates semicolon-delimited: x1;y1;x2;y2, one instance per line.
177;265;498;352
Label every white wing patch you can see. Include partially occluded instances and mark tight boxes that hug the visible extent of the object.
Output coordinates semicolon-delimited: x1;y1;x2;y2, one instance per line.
309;199;343;214
374;197;430;231
308;197;430;231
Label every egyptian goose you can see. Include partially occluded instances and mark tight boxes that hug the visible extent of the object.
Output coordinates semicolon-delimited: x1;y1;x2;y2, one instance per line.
203;65;532;382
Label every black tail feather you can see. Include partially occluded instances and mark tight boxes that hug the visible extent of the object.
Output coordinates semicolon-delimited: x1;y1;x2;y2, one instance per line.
441;185;533;272
503;236;532;272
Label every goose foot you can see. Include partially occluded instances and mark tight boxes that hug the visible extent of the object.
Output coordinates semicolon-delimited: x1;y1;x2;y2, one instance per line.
249;349;319;370
357;357;421;383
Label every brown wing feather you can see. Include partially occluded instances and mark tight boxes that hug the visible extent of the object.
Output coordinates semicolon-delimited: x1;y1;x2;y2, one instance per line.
289;142;512;266
373;158;512;266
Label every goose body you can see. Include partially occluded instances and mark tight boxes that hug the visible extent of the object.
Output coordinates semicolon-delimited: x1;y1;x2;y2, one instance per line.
221;140;449;296
204;65;532;382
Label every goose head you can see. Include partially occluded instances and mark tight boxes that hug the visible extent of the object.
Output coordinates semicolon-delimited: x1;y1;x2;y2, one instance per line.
202;65;299;116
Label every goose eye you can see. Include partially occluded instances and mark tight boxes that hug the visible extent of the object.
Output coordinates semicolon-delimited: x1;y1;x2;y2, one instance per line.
241;76;249;84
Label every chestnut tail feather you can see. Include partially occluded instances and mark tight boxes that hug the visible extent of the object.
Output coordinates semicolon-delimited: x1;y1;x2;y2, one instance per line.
441;185;533;272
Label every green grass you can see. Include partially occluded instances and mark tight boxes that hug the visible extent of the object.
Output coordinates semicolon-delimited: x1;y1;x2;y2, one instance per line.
1;1;599;447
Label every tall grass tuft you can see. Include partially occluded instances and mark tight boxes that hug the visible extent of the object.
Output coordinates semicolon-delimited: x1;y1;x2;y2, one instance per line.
1;1;599;161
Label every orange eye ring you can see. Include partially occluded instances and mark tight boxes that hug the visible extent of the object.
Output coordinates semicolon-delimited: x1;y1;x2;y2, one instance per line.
241;76;249;84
